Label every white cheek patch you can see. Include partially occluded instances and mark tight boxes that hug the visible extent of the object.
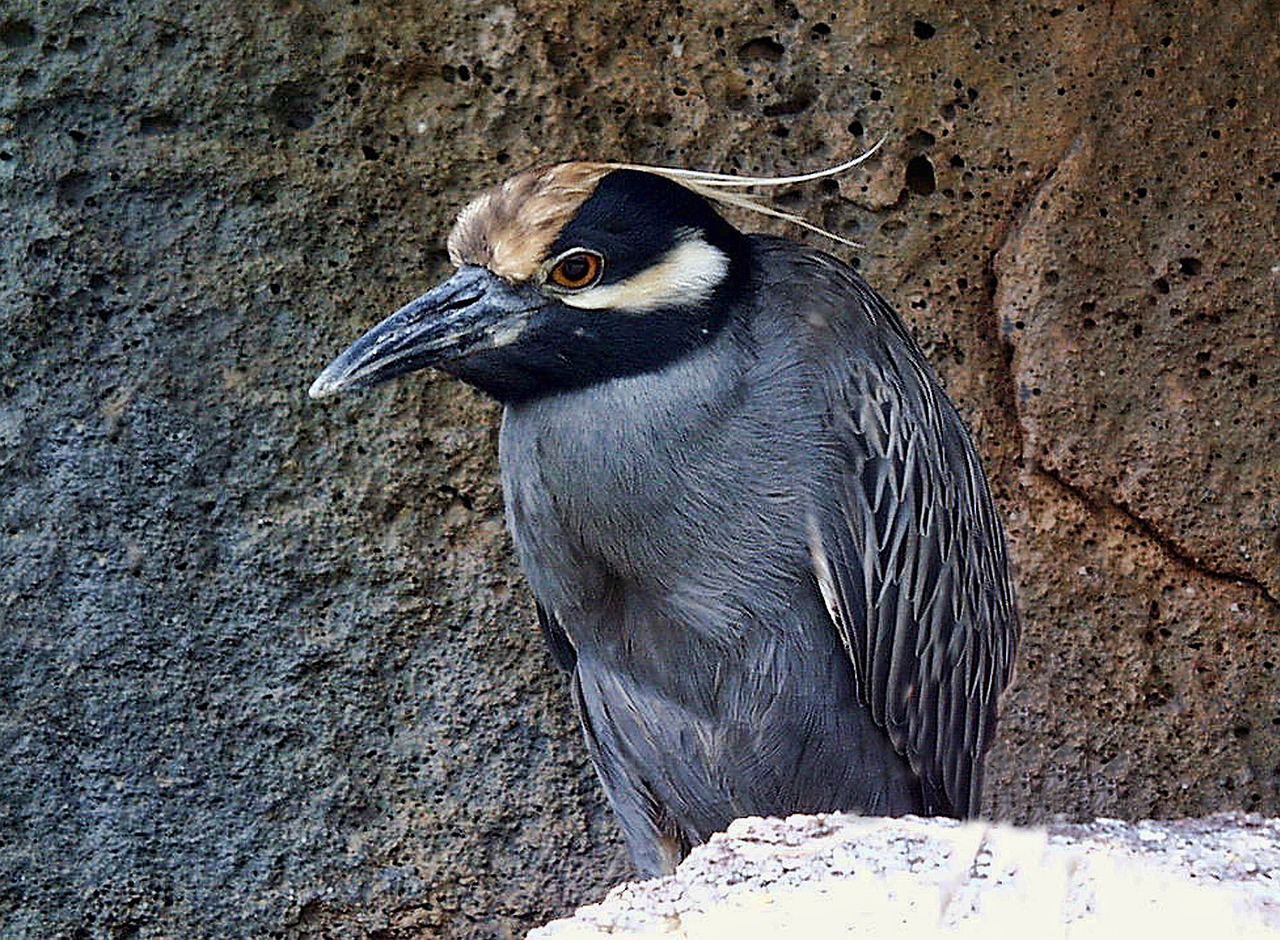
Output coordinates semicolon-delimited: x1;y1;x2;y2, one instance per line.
559;237;729;313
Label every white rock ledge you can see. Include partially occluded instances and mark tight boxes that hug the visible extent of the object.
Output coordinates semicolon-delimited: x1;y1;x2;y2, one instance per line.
529;813;1280;938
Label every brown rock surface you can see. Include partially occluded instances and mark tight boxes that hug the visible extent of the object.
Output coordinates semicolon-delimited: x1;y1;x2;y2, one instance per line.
1;1;1276;937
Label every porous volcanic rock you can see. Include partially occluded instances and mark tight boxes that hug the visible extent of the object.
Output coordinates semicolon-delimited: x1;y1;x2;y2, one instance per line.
1;2;1276;937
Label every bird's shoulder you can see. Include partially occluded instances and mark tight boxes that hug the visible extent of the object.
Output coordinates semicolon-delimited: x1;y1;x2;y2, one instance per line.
741;235;918;361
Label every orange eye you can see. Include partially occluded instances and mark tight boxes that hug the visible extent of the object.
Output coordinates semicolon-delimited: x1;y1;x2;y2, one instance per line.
548;251;603;290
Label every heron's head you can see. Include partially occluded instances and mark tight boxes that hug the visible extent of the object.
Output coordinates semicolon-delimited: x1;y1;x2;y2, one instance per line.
311;163;758;403
310;149;878;403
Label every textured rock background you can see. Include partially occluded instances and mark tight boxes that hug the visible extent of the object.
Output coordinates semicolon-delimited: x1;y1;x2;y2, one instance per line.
0;1;1275;938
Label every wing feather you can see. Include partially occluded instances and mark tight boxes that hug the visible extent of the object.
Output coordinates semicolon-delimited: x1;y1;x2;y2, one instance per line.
784;247;1018;818
535;601;577;673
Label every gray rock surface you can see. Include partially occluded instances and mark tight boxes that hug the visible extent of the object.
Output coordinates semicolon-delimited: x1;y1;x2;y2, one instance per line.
531;814;1280;938
1;1;1277;937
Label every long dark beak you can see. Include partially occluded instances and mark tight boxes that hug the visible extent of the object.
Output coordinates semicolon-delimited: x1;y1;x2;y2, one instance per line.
309;265;541;399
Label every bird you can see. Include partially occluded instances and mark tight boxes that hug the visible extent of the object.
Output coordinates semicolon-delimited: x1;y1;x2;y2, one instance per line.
310;152;1019;878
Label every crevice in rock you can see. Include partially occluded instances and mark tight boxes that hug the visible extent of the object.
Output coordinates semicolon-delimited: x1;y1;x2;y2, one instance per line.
974;141;1083;479
1032;463;1280;611
976;256;1025;472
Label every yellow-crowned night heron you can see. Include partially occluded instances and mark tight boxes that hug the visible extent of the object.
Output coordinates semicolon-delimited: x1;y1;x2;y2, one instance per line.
311;158;1019;877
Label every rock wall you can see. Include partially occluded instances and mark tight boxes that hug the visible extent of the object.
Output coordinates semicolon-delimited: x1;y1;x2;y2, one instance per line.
1;1;1276;937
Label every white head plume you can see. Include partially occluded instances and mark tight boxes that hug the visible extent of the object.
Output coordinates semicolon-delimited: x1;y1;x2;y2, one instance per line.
607;136;885;248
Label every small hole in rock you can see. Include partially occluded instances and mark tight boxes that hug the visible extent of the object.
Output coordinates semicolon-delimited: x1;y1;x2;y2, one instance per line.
0;19;37;47
906;128;936;149
737;37;784;62
905;155;936;195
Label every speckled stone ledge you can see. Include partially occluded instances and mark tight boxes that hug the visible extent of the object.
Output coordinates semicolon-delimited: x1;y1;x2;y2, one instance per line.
530;813;1280;938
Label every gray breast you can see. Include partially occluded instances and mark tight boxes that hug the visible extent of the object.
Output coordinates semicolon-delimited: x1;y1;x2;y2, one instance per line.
498;315;823;652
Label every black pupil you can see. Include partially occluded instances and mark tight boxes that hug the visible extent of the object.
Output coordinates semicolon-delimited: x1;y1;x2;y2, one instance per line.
560;255;592;284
